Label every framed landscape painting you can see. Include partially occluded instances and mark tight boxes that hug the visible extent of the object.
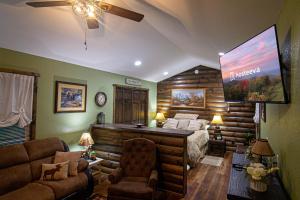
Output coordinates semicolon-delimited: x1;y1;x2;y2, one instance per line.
171;89;206;108
55;81;87;113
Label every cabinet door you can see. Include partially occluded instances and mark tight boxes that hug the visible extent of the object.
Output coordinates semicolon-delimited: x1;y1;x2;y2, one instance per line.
114;86;148;125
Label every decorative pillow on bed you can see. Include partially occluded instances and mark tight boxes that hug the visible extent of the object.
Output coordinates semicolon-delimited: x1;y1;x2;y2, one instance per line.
177;119;190;130
163;118;179;129
174;113;199;120
187;120;202;131
197;119;210;129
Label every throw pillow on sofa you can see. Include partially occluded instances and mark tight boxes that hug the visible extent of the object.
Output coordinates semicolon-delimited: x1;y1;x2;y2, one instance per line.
54;151;82;176
40;161;69;181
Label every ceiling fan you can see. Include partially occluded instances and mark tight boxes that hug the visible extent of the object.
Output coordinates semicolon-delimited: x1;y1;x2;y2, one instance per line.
25;0;144;29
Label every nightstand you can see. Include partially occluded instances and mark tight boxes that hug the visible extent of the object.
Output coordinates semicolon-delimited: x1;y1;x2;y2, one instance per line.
86;157;103;185
208;139;226;157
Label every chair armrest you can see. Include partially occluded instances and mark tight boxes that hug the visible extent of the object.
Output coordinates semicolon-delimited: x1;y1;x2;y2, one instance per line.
77;158;89;172
108;168;123;184
148;170;158;189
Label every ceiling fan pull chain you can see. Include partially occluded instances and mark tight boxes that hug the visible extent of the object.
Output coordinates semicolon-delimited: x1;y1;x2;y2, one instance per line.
84;28;88;51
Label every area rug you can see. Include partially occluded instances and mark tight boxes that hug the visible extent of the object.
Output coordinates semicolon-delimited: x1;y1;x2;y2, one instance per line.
200;155;224;167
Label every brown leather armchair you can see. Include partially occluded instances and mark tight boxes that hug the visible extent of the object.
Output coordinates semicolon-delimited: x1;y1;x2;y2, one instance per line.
108;138;158;200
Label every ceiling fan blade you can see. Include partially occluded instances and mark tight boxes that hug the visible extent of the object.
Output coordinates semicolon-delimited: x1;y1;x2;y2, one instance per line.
99;2;144;22
26;1;71;7
87;18;99;29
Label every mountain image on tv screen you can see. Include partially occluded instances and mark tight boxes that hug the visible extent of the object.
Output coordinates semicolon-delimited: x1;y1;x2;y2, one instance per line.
220;26;285;102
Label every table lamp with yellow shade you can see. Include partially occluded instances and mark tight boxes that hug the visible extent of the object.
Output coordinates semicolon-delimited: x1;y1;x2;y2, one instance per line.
155;112;166;127
79;132;94;159
211;114;224;140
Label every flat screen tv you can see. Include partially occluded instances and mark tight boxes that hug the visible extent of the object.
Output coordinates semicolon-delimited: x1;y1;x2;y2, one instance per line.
220;25;287;103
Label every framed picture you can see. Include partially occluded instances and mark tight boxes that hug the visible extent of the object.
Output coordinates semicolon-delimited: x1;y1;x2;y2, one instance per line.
171;89;206;108
55;81;87;113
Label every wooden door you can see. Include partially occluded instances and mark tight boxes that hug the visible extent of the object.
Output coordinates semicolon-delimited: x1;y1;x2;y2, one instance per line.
114;85;148;125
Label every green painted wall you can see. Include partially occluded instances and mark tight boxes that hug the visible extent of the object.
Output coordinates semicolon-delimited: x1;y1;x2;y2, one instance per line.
0;48;157;150
261;0;300;199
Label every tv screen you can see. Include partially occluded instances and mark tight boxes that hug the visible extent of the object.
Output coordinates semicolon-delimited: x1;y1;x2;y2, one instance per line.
220;25;286;103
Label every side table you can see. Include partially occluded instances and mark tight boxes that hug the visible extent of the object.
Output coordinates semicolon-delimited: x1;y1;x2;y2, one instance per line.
86;157;103;185
208;139;226;157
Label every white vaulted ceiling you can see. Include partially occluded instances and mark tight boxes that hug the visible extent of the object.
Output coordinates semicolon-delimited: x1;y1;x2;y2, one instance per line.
0;0;284;82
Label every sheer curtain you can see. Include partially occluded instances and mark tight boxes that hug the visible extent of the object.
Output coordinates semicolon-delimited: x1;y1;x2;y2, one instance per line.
0;72;34;128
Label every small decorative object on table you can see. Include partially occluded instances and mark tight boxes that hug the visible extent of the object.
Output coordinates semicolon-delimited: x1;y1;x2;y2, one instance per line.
155;112;166;127
135;123;144;128
246;163;279;192
97;112;105;124
79;132;94;159
211;114;224;140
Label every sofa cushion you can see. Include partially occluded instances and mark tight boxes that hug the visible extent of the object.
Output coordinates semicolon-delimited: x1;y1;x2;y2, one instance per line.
30;156;54;180
0;163;32;195
54;151;82;176
0;144;29;169
40;161;69;181
36;172;88;199
24;138;65;161
0;183;55;200
108;181;152;200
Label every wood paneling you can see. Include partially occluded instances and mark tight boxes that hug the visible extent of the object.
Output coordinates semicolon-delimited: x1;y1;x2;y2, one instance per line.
91;124;193;197
157;66;255;151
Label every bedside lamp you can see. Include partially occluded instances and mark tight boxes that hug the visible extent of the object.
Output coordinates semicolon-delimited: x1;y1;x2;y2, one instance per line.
211;114;223;140
155;112;166;127
79;132;94;159
251;139;274;163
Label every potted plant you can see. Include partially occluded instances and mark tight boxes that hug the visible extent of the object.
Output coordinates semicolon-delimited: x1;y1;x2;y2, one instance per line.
246;163;279;192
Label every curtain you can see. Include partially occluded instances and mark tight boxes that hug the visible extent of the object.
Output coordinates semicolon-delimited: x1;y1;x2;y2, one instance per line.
253;103;261;124
0;72;34;128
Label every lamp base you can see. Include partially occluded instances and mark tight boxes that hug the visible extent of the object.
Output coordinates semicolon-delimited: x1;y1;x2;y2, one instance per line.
214;126;222;140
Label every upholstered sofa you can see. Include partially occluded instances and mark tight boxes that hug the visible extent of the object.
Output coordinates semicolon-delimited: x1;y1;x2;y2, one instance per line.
0;137;93;200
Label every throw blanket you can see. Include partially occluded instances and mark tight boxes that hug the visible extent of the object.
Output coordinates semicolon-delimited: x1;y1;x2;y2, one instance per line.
187;129;209;167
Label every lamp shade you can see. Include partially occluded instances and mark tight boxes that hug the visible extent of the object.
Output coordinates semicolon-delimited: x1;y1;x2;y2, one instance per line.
251;139;274;156
211;114;223;125
79;132;94;146
155;112;165;121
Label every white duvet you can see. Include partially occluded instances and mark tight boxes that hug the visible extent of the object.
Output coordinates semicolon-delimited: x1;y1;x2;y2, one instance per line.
187;129;209;167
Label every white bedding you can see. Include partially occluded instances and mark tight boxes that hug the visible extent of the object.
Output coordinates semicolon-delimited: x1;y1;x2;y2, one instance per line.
187;129;209;167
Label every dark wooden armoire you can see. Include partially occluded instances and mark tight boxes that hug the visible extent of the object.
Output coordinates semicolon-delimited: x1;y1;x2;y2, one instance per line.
113;85;148;125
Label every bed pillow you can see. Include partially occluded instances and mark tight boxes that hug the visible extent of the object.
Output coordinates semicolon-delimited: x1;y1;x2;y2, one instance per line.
197;119;210;129
177;119;190;130
40;161;69;181
163;118;179;129
174;113;199;120
187;120;202;131
188;119;210;130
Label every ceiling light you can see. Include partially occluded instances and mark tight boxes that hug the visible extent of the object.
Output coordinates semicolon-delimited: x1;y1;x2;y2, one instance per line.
134;60;142;66
218;52;225;56
163;72;169;76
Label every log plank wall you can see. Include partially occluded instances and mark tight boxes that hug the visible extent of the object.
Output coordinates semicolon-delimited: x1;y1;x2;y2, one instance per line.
157;66;256;151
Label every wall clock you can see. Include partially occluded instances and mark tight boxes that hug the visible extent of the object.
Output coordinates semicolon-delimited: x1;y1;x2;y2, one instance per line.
95;92;107;107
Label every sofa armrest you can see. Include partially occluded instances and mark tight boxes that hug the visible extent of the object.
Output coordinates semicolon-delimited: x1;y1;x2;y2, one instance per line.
84;168;94;198
77;158;89;172
108;168;123;184
148;170;158;189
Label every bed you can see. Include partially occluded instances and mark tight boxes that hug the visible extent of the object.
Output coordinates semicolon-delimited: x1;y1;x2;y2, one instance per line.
162;113;210;167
